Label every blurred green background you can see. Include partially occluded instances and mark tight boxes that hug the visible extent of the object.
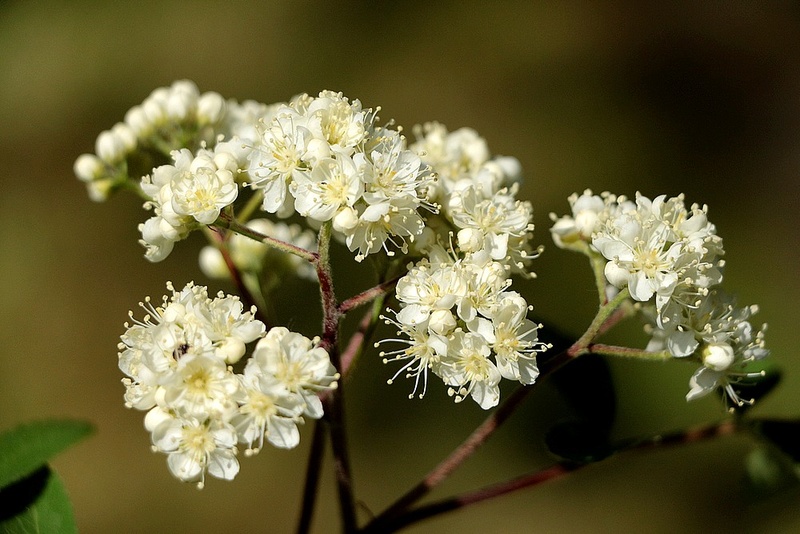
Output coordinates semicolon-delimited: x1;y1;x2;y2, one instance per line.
2;1;799;532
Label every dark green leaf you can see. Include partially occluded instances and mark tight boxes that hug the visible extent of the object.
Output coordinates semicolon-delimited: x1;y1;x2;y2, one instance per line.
0;420;94;490
545;419;613;464
549;354;616;434
0;466;77;534
753;419;800;463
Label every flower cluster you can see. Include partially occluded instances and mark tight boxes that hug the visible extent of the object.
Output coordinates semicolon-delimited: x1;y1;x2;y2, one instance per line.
73;80;228;202
246;90;436;261
411;123;537;275
118;282;337;487
139;147;243;261
378;246;549;409
551;191;768;405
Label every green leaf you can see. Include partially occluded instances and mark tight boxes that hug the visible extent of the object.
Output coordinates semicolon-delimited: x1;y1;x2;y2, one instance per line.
0;420;94;490
753;419;800;463
549;354;616;433
544;419;613;464
0;466;77;534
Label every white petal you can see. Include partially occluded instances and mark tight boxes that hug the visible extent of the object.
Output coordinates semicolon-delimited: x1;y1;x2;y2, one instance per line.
267;417;301;449
207;450;240;481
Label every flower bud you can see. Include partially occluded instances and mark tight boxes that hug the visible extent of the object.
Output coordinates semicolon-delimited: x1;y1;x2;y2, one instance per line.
86;177;114;202
457;227;482;253
428;309;456;336
95;130;126;163
166;90;197;121
198;92;226;124
198;246;228;279
144;406;171;432
143;97;167;126
124;105;152;137
305;138;331;163
111;122;137;153
333;206;359;233
702;342;735;371
73;153;104;182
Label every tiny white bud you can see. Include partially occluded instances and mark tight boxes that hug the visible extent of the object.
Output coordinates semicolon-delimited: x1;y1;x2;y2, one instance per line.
197;92;226;124
111;122;137;152
702;343;735;371
86;178;114;202
73;153;104;182
166;90;196;121
95;130;126;163
124;105;152;137
198;246;228;279
333;206;359;233
457;227;482;253
219;338;246;364
428;309;456;336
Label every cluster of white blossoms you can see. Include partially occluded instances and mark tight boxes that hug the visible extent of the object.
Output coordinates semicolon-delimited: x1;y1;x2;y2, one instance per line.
74;83;447;265
550;190;769;405
118;282;337;487
378;245;549;409
411;123;538;275
73;80;229;202
139;146;244;261
246;90;436;261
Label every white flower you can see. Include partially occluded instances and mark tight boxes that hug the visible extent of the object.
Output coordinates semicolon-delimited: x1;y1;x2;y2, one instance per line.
151;415;239;488
292;156;362;221
252;327;338;419
377;319;449;399
380;248;546;408
450;185;534;262
644;286;769;406
488;292;544;385
306;91;368;153
439;330;501;409
170;165;238;224
162;354;239;420
592;193;725;310
593;212;682;303
411;123;489;197
195;294;265;364
394;258;465;327
247;109;321;215
344;198;425;262
119;282;265;405
456;251;510;323
230;361;305;454
358;135;432;206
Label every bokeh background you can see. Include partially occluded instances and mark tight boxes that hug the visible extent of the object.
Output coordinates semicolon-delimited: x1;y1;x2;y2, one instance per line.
2;1;799;532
